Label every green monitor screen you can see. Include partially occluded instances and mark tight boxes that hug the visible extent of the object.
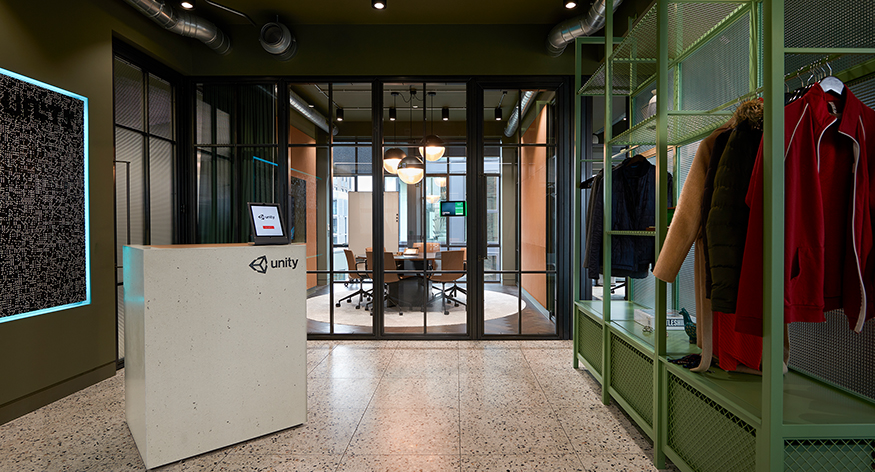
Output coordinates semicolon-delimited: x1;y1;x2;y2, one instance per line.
440;201;467;217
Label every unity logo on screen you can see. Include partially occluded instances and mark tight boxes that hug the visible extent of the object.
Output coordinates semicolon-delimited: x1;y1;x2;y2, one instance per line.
249;255;299;274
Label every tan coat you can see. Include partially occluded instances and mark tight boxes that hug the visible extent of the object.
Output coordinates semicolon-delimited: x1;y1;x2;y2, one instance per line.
653;121;732;371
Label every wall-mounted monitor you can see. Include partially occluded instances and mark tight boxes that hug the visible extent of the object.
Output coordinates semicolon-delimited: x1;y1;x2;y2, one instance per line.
440;201;467;217
248;202;289;245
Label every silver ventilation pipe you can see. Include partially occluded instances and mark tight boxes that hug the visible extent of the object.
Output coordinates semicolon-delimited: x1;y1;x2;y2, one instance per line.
546;0;623;57
122;0;231;55
289;89;338;136
503;91;537;137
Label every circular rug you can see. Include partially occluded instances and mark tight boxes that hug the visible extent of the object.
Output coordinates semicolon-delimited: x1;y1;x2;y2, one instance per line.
307;289;525;327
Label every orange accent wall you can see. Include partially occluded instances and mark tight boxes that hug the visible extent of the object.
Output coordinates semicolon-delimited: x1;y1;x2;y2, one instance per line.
288;126;318;288
520;106;549;309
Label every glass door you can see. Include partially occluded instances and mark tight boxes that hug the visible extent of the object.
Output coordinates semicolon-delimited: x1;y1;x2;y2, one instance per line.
382;82;469;336
481;87;559;336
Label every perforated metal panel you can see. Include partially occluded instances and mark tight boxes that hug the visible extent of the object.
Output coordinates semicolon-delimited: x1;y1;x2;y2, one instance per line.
850;75;875;109
788;311;875;402
785;0;875;49
785;439;875;472
579;2;747;96
578;312;603;375
681;12;751;112
667;372;757;472
610;334;654;426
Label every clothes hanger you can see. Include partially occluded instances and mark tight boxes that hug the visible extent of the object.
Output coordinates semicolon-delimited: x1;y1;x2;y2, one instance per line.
819;62;845;96
616;153;648;170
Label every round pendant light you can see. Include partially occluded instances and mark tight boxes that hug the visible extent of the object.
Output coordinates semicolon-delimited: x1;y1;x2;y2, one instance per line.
419;134;446;162
397;155;424;185
420;91;446;161
383;147;406;174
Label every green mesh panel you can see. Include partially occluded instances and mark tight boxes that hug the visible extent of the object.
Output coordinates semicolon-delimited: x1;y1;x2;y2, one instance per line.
610;334;654;426
680;11;751;112
610;113;732;146
667;372;756;472
785;0;875;49
578;312;603;375
579;2;747;97
785;439;875;472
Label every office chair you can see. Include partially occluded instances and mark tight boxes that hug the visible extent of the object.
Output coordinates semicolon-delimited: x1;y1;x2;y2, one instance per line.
336;249;371;309
365;252;406;315
428;250;466;315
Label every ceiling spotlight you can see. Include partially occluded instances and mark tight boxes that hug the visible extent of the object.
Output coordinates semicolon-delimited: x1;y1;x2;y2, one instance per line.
308;104;314;108
565;0;577;9
180;1;194;9
372;0;386;9
389;107;396;121
494;107;502;121
336;108;344;122
442;107;449;121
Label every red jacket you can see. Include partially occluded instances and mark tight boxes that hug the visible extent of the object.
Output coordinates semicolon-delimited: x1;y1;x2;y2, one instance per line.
735;86;875;335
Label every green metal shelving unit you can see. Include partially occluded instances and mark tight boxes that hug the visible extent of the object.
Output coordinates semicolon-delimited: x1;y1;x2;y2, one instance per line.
572;1;875;471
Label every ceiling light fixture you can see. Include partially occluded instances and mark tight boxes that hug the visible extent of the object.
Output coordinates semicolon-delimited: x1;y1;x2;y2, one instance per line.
336;108;344;121
397;155;424;185
383;91;406;175
565;0;577;9
494;90;507;121
396;87;424;185
419;91;445;162
442;107;449;121
181;1;194;9
389;107;396;121
372;0;386;9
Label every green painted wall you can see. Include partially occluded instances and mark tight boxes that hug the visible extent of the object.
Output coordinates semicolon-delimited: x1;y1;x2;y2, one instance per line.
0;0;647;425
191;23;581;76
0;0;192;424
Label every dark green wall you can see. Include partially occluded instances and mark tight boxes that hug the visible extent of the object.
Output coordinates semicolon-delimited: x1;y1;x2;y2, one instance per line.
0;0;192;424
0;0;645;424
192;23;581;76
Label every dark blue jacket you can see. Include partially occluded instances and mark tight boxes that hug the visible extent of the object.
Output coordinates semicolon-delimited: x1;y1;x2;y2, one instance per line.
585;158;673;279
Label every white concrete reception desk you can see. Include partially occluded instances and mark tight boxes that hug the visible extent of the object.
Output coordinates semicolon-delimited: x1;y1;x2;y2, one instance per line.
123;243;307;469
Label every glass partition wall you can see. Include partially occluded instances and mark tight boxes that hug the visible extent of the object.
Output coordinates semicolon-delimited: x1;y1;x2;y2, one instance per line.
191;79;568;339
483;88;559;336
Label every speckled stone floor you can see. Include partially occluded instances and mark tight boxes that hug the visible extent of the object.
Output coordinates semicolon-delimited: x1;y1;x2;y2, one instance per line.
0;341;678;471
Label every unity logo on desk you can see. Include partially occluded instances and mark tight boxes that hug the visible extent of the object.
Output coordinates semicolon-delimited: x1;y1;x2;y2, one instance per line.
249;255;299;274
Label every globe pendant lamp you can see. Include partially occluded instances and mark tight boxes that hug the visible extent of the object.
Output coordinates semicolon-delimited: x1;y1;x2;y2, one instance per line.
397;154;424;185
383;147;405;174
419;91;445;161
419;134;445;161
383;92;405;174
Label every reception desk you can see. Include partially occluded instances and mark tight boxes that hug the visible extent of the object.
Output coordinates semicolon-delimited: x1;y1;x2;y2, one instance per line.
123;243;307;469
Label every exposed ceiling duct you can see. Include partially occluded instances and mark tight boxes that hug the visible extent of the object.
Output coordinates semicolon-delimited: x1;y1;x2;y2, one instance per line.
503;91;537;137
122;0;231;55
259;22;297;60
289;89;338;136
546;0;624;57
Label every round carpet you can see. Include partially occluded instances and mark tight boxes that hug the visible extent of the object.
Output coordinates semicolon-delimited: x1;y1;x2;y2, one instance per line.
307;288;525;327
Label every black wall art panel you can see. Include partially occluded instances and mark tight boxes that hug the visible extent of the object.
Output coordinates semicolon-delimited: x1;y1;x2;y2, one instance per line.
0;67;89;322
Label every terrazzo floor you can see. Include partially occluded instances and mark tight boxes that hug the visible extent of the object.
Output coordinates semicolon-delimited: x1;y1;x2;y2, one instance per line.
0;341;678;471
